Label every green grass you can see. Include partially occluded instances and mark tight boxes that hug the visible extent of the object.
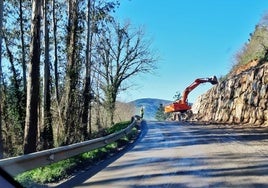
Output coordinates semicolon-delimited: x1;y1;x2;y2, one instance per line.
15;120;137;186
107;120;131;134
15;159;77;186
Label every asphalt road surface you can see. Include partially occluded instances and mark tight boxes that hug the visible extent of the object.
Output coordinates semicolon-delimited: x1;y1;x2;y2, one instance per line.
56;121;268;188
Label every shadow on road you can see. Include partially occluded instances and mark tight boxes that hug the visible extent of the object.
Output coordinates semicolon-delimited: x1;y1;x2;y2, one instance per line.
132;121;268;151
55;121;268;187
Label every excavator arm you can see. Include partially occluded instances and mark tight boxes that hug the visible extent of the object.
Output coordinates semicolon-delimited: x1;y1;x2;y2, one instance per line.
164;76;218;113
181;76;218;104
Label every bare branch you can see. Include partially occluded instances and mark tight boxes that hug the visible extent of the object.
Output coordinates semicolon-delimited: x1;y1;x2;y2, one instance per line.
94;20;157;124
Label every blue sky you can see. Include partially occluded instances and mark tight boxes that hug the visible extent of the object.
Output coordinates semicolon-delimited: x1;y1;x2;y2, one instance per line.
114;0;268;103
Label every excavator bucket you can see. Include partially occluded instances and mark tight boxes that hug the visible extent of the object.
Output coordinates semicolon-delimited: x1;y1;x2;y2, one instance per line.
209;76;218;85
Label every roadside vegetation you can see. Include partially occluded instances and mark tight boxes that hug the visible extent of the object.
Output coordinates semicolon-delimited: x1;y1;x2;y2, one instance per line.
15;120;139;187
0;0;157;158
228;14;268;77
155;104;171;121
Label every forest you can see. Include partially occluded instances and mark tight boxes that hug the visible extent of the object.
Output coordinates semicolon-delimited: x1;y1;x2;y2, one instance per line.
0;0;157;158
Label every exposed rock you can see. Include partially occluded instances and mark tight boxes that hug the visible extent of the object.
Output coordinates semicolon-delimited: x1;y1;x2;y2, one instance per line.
192;62;268;126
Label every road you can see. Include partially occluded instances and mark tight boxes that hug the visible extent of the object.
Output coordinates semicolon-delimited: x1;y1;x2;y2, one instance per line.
56;121;268;188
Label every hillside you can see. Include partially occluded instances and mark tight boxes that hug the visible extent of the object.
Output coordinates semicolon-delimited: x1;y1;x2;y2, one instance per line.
191;23;268;125
129;98;172;120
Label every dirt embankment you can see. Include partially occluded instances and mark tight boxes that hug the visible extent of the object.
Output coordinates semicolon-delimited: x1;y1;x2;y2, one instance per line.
192;61;268;126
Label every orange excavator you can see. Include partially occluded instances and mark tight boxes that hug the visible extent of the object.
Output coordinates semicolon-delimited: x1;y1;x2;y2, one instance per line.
164;76;218;120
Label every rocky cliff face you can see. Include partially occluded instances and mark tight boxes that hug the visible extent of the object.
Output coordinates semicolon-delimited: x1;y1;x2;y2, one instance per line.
192;62;268;126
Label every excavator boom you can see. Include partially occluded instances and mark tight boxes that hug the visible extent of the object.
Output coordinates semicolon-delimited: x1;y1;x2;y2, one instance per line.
164;76;218;113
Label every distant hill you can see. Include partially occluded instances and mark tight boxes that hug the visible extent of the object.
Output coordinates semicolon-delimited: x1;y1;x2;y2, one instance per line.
129;98;172;120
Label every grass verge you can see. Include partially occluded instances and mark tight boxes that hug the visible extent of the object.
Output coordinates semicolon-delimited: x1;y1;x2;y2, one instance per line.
15;120;139;187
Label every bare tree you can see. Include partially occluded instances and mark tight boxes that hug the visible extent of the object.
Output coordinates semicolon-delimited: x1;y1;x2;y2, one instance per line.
96;20;157;125
81;0;93;140
82;0;119;140
23;0;41;154
51;0;64;146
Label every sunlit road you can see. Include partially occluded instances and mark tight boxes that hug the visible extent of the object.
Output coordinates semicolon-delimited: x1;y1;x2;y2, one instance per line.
58;121;268;188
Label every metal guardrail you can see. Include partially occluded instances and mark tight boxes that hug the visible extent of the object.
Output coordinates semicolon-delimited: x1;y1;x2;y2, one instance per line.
0;119;138;176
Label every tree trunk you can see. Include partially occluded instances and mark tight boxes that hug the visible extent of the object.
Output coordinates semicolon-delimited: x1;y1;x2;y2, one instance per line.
19;0;27;95
63;0;78;145
81;0;92;140
52;0;59;103
0;0;3;159
24;0;41;154
51;0;63;146
106;90;117;126
42;0;54;150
